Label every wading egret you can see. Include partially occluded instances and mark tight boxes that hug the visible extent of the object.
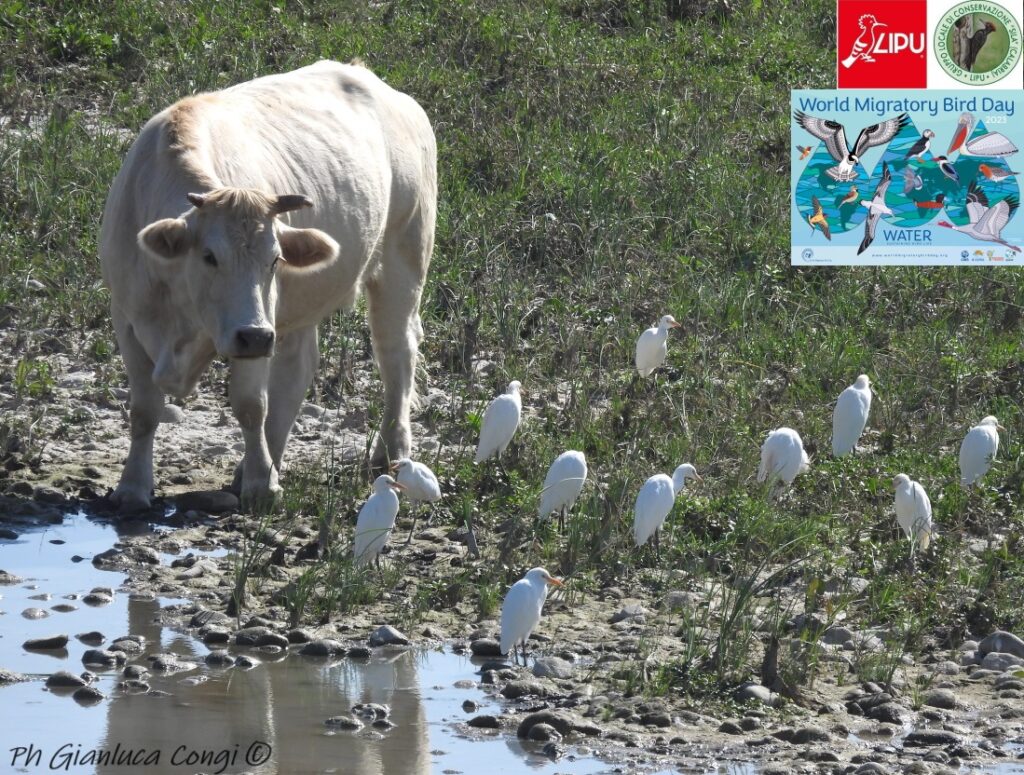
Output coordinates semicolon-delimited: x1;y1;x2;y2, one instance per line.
500;567;562;665
352;475;404;568
391;458;442;543
893;474;933;554
832;375;872;456
538;450;588;531
959;416;1004;486
635;315;680;377
475;381;523;464
758;428;810;486
633;464;701;556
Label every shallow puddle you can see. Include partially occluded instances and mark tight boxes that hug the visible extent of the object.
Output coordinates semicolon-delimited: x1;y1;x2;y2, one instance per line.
0;514;646;774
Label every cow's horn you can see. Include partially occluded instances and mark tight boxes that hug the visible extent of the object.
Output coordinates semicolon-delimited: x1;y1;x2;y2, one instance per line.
186;192;208;208
272;195;314;215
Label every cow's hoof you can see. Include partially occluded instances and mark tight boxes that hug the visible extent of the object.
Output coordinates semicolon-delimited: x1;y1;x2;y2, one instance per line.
240;485;283;514
109;486;152;512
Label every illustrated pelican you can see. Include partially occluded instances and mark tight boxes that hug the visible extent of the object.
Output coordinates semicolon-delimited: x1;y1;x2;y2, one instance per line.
807;196;831;240
857;161;891;255
948;113;1018;158
937;182;1020;252
795;111;909;182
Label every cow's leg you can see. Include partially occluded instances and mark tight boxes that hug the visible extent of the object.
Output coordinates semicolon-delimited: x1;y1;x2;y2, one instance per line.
364;208;432;470
229;357;281;510
110;316;164;510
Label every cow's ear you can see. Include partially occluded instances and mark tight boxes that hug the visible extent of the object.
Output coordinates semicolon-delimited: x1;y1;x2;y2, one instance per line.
277;224;338;269
138;218;192;260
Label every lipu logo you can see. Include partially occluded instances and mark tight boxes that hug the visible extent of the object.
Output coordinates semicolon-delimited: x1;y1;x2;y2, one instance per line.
837;0;928;88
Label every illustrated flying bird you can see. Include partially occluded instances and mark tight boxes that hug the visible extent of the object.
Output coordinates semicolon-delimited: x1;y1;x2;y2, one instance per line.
839;187;859;206
857;161;891;255
904;129;935;161
948;113;1019;157
916;193;945;210
794;111;909;182
964;21;997;71
979;163;1019;182
935;155;960;185
937;182;1021;252
841;14;887;68
808;196;831;240
902;165;923;195
797;145;812;160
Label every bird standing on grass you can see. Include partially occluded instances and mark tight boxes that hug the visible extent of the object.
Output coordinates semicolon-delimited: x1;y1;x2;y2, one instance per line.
635;315;680;377
758;428;810;487
353;475;404;568
893;474;933;556
832;375;872;456
538;450;588;532
475;381;523;465
391;458;442;543
500;567;562;665
959;416;1004;486
633;464;701;557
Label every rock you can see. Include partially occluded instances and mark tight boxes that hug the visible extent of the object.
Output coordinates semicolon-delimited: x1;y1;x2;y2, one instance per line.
468;714;501;729
462;700;479;712
82;649;124;667
110;638;143;655
235;655;257;669
204;651;235;667
0;570;23;585
353;703;390;720
150;654;198;673
174;490;239;514
34;485;66;504
201;627;231;646
23;634;69;650
0;528;18;539
325;716;363;731
923;688;958;710
83;591;112;606
73;686;105;705
190;609;231;628
932;660;960;676
532;657;573;679
719;721;744;734
76;631;105;645
822;626;855;645
791;726;830;744
51;604;77;613
739;717;762;731
640;712;672;728
287;628;314;644
299;639;347;657
22;608;49;619
368;625;409;647
501;680;548;699
160;404;185;423
959;650;979;666
865;702;904;725
978;631;1024;658
610;603;647;624
904;730;962;746
981;652;1024;671
516;711;577;738
123;665;149;679
470;638;503;657
528;723;562;742
0;668;30;684
234;627;289;649
122;679;150;693
46;671;87;688
734;682;777;706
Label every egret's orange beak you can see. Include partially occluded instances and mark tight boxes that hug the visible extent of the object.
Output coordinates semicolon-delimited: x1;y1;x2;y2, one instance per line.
693;474;704;483
546;577;563;586
389;481;406;491
997;424;1007;432
389;463;399;473
670;321;681;328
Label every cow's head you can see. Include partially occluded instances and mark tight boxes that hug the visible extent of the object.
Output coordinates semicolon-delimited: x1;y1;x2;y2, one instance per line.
137;188;338;359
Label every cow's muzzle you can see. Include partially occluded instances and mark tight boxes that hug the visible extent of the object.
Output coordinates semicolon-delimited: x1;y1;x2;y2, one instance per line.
231;326;276;358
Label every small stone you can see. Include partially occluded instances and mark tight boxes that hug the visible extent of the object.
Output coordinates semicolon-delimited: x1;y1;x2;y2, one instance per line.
202;627;231;646
610;603;646;624
22;608;49;619
353;703;390;720
932;660;960;676
532;657;573;679
24;634;69;650
640;712;672;728
981;652;1024;671
719;721;744;735
904;730;962;746
347;646;371;659
174;490;239;514
791;725;830;744
978;631;1024;658
46;671;87;688
734;682;777;706
73;686;105;705
0;570;24;585
235;655;257;669
368;625;409;647
462;700;479;713
0;669;30;684
234;627;289;649
516;710;577;738
287;628;314;644
190;609;231;628
923;688;957;710
123;665;149;679
527;723;562;742
82;649;124;667
299;639;347;657
0;528;18;540
467;714;501;729
325;716;363;731
110;638;143;655
51;604;77;613
205;651;235;667
83;592;113;606
501;680;548;699
150;654;198;673
470;638;502;657
865;702;903;725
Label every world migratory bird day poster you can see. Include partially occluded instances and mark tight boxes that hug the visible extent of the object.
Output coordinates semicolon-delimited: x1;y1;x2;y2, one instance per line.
790;89;1022;265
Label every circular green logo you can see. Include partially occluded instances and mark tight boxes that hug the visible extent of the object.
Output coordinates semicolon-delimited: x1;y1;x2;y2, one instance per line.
935;1;1022;85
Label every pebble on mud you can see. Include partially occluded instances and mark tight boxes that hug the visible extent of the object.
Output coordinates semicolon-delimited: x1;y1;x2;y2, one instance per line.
299;639;347;657
24;634;69;650
45;671;86;688
468;714;501;729
368;625;410;647
72;686;105;705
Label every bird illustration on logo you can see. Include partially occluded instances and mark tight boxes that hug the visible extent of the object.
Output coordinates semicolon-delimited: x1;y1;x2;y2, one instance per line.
963;20;997;72
841;14;887;68
795;111;909;182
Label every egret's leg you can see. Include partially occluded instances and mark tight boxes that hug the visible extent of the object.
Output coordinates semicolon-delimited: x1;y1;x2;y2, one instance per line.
654;529;661;562
559;507;566;534
405;502;420;545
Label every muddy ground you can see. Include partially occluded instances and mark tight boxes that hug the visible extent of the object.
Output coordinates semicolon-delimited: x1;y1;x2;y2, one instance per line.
2;332;1024;774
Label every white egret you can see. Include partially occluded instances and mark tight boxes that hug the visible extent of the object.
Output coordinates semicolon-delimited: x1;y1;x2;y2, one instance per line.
391;458;442;543
538;450;588;531
633;463;701;556
635;315;680;377
832;375;872;456
352;475;404;568
959;416;1004;486
757;428;810;486
499;567;562;665
893;474;933;554
474;381;523;464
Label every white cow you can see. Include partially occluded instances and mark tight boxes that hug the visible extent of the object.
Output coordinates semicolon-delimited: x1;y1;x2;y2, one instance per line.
100;60;437;509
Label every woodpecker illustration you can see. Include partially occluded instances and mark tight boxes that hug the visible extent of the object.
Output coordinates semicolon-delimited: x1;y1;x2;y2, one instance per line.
935;156;960;185
795;111;909;182
964;20;997;71
979;164;1019;182
904;130;935;161
807;196;831;241
841;14;887;68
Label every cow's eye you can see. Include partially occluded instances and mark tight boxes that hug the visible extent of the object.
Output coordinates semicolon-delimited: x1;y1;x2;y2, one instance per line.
202;250;217;267
270;255;281;273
